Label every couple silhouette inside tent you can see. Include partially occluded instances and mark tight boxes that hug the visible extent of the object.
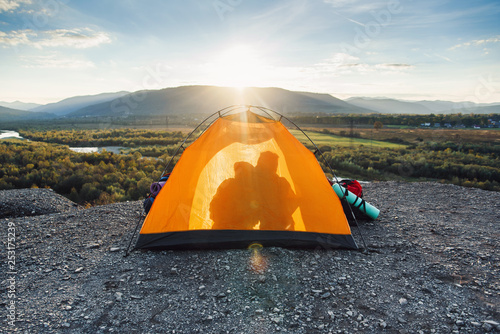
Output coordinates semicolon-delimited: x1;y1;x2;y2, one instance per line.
210;151;298;231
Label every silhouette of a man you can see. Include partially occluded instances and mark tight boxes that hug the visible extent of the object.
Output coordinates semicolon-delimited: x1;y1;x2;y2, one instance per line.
254;151;298;230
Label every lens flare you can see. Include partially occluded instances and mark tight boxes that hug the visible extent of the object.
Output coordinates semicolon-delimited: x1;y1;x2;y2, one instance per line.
248;243;267;274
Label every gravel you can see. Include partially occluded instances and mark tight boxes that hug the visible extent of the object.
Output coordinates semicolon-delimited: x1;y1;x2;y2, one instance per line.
1;181;498;333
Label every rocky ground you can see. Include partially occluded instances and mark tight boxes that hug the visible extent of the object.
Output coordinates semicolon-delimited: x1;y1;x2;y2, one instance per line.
0;182;498;333
0;188;79;219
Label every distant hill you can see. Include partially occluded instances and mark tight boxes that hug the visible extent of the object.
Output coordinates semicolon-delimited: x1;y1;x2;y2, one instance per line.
348;97;500;114
0;105;54;122
7;87;498;120
347;97;433;114
32;91;129;116
445;104;500;114
413;100;467;112
67;86;376;118
0;101;42;111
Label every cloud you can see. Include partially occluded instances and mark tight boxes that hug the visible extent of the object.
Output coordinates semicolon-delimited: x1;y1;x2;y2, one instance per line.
20;53;95;68
450;35;500;50
323;0;357;7
310;53;413;75
322;52;360;64
34;28;112;48
0;28;111;48
323;0;391;13
0;0;31;13
375;63;413;70
0;30;33;46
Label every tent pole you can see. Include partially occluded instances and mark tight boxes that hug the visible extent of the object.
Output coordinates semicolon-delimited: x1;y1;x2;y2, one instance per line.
158;105;244;179
341;194;369;252
124;212;145;257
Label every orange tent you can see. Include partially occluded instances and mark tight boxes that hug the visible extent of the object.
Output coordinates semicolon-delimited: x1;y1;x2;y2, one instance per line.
136;107;357;249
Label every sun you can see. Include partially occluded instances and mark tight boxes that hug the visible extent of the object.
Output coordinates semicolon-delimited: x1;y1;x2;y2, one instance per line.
206;44;269;88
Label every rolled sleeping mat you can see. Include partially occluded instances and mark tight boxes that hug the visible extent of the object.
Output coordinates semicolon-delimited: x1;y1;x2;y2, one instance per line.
150;182;163;197
332;183;380;220
150;175;170;197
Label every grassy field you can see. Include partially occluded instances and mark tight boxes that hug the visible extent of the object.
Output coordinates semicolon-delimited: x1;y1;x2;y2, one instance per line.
306;127;500;145
289;129;406;149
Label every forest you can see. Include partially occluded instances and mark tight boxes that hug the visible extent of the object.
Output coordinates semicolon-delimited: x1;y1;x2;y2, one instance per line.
0;123;499;206
292;113;499;128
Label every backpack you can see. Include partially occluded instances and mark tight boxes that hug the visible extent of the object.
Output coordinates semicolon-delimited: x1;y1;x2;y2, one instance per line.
339;179;363;198
337;179;368;222
143;195;154;214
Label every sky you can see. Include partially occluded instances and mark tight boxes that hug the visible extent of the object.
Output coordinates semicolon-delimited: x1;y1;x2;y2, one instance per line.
0;0;499;104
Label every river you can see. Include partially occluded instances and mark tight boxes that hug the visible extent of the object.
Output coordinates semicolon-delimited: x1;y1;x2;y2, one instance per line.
0;130;23;140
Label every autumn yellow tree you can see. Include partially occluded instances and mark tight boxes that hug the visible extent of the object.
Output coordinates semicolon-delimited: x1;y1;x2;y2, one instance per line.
374;121;383;130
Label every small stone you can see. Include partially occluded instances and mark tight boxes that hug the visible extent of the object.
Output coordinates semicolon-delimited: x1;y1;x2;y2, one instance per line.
256;309;264;314
75;267;84;273
484;320;499;327
109;247;120;252
482;323;493;332
399;298;408;305
62;322;70;328
115;292;123;302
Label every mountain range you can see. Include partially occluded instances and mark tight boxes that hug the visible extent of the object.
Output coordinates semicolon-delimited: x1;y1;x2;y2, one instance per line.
0;101;42;110
31;91;129;116
347;97;500;114
66;86;375;118
0;105;54;122
1;86;499;123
